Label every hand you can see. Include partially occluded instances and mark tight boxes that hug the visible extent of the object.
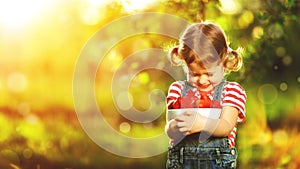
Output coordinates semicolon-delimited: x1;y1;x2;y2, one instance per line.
175;111;204;135
165;119;185;140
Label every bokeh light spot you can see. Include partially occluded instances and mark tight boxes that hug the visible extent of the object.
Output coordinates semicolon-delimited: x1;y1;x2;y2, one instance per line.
117;91;133;111
7;72;28;93
297;76;300;83
273;130;288;146
138;72;150;85
252;26;264;39
23;148;33;159
219;0;242;14
17;103;31;115
275;47;286;57
25;114;40;125
143;122;153;129
279;82;288;91
268;23;284;39
282;55;292;66
119;122;131;133
108;50;123;71
238;10;254;29
257;84;278;104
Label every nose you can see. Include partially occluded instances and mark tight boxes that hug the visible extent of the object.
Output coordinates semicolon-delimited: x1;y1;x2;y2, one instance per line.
198;74;209;85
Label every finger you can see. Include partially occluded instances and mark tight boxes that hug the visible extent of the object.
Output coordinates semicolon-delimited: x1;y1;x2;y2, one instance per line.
175;115;186;122
176;122;190;130
178;127;189;133
176;116;195;124
175;121;185;128
184;131;190;135
182;111;189;116
183;111;193;116
175;113;192;121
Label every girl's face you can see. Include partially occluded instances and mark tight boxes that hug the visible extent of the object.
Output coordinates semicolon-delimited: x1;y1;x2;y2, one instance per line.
187;61;224;92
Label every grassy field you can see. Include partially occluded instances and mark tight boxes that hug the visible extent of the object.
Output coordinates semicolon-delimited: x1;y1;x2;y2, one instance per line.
1;86;300;169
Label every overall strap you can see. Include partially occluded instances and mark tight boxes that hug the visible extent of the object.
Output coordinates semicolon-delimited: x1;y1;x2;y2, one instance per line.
210;80;229;147
181;81;195;97
212;80;227;103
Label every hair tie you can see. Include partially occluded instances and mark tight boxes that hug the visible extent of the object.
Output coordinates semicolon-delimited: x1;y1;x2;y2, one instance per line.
227;47;233;54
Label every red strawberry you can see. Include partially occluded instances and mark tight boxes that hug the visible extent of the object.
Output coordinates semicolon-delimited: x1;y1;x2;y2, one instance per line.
197;99;211;108
181;90;198;108
197;93;212;108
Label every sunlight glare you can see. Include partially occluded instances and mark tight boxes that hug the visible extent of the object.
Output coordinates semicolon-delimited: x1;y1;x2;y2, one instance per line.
86;0;111;6
0;0;53;29
120;0;156;12
80;5;103;25
7;72;28;93
79;0;109;25
219;0;241;14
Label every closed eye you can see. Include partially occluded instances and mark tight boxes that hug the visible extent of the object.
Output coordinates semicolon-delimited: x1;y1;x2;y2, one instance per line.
190;72;213;77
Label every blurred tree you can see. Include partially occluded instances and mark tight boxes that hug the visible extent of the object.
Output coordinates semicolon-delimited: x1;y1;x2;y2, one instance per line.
1;0;300;168
165;0;212;21
164;0;300;85
241;0;300;85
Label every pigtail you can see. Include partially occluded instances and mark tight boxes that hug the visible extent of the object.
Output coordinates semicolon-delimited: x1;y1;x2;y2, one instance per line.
223;47;243;72
168;46;184;66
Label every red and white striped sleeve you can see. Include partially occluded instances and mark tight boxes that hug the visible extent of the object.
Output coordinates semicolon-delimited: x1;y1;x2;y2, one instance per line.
166;81;184;109
222;82;247;122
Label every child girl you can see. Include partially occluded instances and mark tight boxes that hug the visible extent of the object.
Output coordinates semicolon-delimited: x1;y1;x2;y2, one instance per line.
165;22;246;169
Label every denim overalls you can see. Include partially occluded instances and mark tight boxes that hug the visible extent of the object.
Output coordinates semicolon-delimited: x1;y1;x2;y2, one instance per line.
166;80;237;169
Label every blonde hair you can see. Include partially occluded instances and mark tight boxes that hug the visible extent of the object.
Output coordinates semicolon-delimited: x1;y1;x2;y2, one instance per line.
169;22;243;73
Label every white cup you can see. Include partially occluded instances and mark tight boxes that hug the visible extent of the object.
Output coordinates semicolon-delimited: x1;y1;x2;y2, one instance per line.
166;108;221;121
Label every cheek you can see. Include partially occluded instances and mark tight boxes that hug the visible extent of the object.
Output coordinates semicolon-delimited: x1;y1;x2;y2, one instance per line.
212;79;223;86
210;74;224;84
189;76;197;83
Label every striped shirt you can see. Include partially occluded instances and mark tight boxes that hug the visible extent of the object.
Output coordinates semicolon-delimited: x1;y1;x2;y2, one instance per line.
166;81;246;147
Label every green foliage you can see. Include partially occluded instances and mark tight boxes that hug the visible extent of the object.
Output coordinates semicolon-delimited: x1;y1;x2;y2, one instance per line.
241;0;300;84
1;0;300;168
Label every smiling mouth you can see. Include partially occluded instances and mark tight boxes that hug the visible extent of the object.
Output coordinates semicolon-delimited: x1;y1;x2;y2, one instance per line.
190;82;212;91
198;84;211;89
199;84;210;89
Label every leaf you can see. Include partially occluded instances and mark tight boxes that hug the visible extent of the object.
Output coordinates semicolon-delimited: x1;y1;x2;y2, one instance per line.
285;0;295;8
